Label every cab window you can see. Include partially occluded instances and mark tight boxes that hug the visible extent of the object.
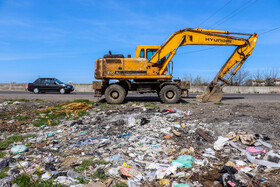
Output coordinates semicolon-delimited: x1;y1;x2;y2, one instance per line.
140;49;144;58
146;49;157;60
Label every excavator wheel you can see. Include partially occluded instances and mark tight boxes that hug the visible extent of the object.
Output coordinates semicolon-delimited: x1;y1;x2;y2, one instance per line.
105;84;126;104
159;85;181;104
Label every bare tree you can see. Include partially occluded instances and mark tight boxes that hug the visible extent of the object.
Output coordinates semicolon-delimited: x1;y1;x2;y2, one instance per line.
182;73;193;82
192;75;209;86
263;68;279;86
264;67;279;80
253;70;264;80
224;67;250;86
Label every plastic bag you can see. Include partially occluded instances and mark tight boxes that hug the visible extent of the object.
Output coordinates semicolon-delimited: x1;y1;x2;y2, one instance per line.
11;145;27;154
174;184;191;187
171;155;194;168
214;136;229;150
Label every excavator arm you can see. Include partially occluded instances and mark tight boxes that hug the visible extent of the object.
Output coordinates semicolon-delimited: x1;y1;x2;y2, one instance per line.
148;28;258;102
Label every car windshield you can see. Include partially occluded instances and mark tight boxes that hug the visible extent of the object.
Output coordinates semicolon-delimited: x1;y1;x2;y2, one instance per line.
55;79;64;84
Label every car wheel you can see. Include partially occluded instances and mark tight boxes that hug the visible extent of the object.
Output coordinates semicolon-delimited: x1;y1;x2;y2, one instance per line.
105;84;126;104
159;85;181;103
33;88;40;94
59;88;66;94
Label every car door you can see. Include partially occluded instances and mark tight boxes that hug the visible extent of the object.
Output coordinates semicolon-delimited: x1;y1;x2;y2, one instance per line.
38;79;47;91
44;78;53;92
49;79;58;92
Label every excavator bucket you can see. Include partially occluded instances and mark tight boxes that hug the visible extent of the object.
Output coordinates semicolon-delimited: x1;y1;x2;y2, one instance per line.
196;83;223;102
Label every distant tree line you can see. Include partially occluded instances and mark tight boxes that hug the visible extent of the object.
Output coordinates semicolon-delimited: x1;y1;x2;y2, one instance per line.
182;67;279;86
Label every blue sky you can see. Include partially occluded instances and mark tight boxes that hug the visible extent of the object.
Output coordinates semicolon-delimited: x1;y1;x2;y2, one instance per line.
0;0;279;83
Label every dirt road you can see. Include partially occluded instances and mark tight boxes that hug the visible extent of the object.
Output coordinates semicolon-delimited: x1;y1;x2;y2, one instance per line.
0;91;279;103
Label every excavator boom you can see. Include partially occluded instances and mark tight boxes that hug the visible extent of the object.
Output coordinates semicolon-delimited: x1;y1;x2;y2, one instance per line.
148;28;258;102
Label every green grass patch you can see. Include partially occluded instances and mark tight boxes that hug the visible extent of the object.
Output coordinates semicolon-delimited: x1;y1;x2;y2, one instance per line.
24;134;37;139
76;159;109;173
214;102;225;105
14;174;67;187
14;109;22;114
6;135;24;144
0;152;6;158
115;182;128;187
33;171;43;178
98;103;110;108
0;141;9;150
0;113;6;118
93;171;107;180
0;135;36;150
0;167;9;173
4;99;30;104
34;99;44;102
0;171;8;179
54;104;62;108
144;102;157;107
13;174;31;186
16;115;29;121
33;117;49;127
50;120;60;126
77;110;88;117
33;118;61;127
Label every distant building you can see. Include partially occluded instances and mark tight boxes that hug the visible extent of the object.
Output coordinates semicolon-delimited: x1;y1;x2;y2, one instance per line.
252;80;265;86
274;78;280;86
252;78;280;86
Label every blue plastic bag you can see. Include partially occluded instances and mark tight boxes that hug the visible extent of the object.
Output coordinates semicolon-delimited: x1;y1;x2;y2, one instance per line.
171;155;194;168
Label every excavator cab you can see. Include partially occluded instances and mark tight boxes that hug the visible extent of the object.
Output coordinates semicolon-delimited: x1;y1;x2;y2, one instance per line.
135;45;161;59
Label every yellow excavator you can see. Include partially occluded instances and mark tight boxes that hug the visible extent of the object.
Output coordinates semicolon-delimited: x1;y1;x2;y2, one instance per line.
93;28;257;104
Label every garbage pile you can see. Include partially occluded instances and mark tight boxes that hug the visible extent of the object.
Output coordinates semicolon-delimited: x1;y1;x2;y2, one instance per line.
0;102;279;186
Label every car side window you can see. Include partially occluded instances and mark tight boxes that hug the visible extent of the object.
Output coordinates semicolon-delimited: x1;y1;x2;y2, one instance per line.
35;79;41;83
41;79;46;84
49;79;55;84
46;79;51;84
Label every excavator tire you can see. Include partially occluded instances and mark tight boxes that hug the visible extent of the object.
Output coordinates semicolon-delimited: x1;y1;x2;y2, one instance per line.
159;85;181;104
105;84;126;104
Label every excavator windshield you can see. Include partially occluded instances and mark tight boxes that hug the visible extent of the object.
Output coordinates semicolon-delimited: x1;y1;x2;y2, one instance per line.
146;49;158;60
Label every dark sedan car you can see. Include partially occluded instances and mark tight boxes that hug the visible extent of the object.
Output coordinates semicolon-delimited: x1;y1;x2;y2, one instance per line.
28;78;74;94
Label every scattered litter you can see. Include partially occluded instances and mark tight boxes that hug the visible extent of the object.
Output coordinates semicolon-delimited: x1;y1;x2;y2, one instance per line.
41;171;52;180
246;146;266;156
214;136;229;150
120;168;141;177
202;148;216;158
172;130;181;136
196;128;213;142
1;101;279;186
264;150;280;164
226;132;255;145
11;145;27;154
